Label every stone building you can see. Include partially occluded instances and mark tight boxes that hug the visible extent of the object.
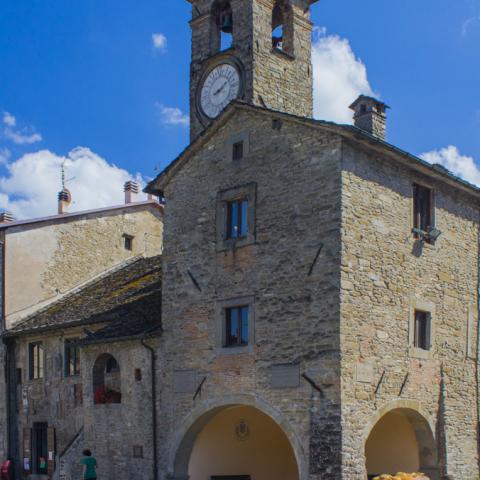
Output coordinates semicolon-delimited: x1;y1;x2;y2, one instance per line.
0;184;163;478
2;0;480;479
144;0;480;479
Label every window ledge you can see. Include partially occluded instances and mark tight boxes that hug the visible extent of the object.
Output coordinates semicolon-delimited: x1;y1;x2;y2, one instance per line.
216;345;254;356
217;237;255;252
271;48;295;60
409;346;433;360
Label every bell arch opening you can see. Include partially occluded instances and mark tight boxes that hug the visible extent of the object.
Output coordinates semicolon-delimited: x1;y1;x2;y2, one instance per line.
212;0;233;52
173;404;300;480
365;408;439;480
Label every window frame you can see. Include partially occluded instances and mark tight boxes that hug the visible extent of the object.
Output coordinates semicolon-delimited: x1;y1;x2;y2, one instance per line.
225;305;250;347
413;310;430;351
409;299;435;359
225;197;249;240
28;341;44;381
216;183;256;251
412;183;435;242
123;234;134;251
215;296;255;355
64;339;81;377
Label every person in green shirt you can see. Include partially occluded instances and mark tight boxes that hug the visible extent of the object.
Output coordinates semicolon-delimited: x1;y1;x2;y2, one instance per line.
81;449;97;480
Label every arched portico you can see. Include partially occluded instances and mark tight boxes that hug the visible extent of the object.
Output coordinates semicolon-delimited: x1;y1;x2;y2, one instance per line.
364;400;439;480
168;394;307;480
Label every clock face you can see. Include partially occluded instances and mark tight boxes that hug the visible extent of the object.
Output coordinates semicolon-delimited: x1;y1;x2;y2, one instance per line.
200;63;241;119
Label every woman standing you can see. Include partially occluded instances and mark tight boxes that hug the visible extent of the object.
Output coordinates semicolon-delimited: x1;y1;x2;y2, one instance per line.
81;449;97;480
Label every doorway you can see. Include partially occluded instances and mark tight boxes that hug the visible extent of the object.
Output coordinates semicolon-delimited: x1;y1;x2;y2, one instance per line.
32;422;48;474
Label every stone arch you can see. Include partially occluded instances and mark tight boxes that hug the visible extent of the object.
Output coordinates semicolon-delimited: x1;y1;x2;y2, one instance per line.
169;394;307;480
92;353;121;404
364;400;439;479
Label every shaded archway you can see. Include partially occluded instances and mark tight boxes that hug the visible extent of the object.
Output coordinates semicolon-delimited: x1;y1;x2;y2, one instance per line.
170;395;305;480
365;406;439;480
92;353;121;404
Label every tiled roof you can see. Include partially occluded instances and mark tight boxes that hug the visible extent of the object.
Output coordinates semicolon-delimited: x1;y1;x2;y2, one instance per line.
7;255;162;338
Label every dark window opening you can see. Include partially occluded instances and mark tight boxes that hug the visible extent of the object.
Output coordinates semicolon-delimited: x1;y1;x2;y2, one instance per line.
134;368;142;381
413;183;433;235
225;198;248;240
360;104;367;114
29;342;44;380
16;368;22;385
232;141;244;161
65;340;80;377
414;310;431;351
133;445;144;458
225;306;249;347
93;353;122;404
123;234;134;251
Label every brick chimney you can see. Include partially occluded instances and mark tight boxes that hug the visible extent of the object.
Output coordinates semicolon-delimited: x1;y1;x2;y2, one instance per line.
58;189;72;214
124;181;139;204
0;212;14;223
349;95;389;141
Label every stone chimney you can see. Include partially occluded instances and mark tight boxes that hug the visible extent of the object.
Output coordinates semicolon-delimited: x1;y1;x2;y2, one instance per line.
349;95;389;141
58;189;72;214
124;181;139;204
0;212;14;223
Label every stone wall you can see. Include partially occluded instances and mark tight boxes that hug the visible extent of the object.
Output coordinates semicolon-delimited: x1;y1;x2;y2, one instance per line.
82;339;158;480
158;110;343;479
14;330;159;480
5;204;163;327
339;140;480;478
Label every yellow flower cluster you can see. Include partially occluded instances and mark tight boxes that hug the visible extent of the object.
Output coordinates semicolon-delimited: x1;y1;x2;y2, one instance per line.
373;474;429;480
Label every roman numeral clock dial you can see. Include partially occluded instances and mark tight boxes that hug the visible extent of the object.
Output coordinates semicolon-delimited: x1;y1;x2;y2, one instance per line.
198;62;242;120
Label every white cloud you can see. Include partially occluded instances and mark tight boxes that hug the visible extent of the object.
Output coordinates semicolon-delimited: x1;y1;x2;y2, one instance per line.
420;145;480;186
4;128;42;145
0;148;10;166
1;111;42;145
156;103;189;127
152;33;167;53
2;112;16;127
312;27;375;124
0;147;145;220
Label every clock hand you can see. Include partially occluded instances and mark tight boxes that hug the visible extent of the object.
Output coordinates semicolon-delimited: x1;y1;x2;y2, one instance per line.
213;81;228;96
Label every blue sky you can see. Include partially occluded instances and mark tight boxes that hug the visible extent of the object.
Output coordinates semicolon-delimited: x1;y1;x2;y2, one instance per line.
0;0;479;219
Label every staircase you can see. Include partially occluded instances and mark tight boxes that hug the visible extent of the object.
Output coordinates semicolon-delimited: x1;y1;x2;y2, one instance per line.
51;427;84;480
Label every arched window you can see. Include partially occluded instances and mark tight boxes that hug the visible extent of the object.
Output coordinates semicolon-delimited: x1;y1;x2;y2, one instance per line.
272;1;293;55
212;0;233;51
93;353;122;405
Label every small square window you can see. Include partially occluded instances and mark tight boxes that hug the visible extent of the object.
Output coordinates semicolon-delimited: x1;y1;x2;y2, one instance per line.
29;342;44;380
232;141;244;161
414;310;431;351
225;306;249;347
65;340;80;377
225;198;248;240
133;445;143;458
123;234;134;251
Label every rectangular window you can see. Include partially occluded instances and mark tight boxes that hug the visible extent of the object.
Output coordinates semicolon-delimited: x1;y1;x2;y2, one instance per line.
225;199;248;240
414;310;431;351
65;341;80;377
123;234;134;251
413;184;433;233
232;141;244;161
29;342;44;380
225;306;249;347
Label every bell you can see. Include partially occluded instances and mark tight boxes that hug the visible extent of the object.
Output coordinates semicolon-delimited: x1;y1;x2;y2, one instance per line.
221;13;233;33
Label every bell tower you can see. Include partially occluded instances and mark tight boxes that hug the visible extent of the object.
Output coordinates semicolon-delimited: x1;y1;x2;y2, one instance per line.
187;0;318;140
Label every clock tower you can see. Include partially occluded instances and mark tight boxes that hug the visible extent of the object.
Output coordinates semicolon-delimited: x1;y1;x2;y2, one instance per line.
187;0;319;140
